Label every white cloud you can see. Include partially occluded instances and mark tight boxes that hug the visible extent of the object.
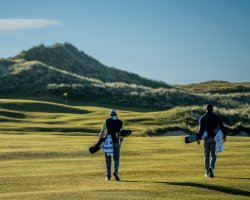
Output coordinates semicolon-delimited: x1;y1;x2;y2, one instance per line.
0;19;63;31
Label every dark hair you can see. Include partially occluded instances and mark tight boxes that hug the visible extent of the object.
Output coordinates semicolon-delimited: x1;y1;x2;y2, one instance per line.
206;104;213;112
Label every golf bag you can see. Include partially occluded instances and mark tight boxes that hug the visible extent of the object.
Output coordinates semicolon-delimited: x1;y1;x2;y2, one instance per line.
185;133;198;144
120;129;132;137
88;130;132;154
89;137;105;154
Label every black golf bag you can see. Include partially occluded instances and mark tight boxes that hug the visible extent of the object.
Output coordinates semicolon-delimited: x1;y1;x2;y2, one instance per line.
88;130;132;154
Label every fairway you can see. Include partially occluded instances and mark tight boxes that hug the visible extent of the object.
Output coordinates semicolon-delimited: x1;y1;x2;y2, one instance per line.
1;1;250;199
0;134;249;200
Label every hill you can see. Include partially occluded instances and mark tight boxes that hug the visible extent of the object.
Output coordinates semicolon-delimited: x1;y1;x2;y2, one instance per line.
0;43;206;109
0;58;205;109
177;81;250;94
14;43;169;88
0;43;249;110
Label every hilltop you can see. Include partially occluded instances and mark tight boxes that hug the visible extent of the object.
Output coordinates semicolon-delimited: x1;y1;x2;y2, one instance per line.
14;43;169;88
0;43;203;109
177;81;250;94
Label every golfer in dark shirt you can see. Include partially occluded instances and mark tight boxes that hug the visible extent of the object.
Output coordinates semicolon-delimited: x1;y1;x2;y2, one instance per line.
99;109;124;181
197;104;227;177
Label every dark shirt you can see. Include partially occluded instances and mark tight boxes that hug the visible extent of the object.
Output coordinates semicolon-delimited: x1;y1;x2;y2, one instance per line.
198;111;226;140
103;118;123;143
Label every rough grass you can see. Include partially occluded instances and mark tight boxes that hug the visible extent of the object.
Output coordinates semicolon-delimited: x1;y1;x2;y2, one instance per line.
0;134;249;200
176;81;250;94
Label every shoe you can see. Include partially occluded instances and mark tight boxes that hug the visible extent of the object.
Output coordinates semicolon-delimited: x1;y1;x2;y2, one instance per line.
113;172;120;181
209;168;214;178
105;177;111;181
204;173;209;177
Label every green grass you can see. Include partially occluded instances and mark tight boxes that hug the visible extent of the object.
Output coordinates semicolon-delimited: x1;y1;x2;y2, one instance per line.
0;98;190;136
0;98;249;136
0;134;249;200
0;98;249;199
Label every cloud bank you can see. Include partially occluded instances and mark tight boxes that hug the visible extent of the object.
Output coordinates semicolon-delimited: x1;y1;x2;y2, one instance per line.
0;19;62;31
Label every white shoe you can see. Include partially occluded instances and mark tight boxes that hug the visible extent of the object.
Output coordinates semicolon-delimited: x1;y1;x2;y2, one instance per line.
205;173;209;177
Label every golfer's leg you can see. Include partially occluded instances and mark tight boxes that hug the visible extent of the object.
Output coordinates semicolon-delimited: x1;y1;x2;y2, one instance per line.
210;140;217;170
105;154;111;179
204;139;210;174
113;143;120;174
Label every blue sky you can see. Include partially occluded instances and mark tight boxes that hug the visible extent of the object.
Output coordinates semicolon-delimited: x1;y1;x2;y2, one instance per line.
0;0;249;84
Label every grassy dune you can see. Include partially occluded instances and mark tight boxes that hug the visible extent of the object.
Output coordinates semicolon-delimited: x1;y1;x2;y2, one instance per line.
0;134;249;200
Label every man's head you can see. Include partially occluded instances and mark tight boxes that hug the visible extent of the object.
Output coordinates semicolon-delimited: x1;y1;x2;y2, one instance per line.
206;104;213;112
110;109;117;116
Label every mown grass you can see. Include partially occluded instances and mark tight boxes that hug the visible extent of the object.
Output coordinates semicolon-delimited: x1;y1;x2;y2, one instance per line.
0;98;249;137
0;134;249;200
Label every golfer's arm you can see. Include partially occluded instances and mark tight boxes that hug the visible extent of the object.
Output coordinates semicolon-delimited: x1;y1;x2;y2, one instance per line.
99;120;107;139
197;118;204;140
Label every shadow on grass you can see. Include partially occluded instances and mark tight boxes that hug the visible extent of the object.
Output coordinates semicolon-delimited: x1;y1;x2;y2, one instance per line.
216;176;250;180
120;180;250;197
0;110;26;119
0;127;99;133
0;95;159;113
0;101;90;114
161;182;250;197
